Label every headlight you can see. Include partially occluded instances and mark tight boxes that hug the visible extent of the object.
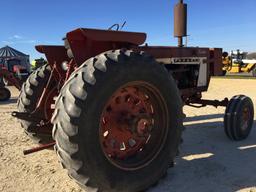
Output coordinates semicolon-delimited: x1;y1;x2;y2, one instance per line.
61;61;69;71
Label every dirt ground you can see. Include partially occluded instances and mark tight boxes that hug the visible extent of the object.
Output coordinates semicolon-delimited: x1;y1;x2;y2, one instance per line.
0;78;256;192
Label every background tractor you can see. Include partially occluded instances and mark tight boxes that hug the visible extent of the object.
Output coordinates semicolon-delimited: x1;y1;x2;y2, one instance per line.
0;58;29;101
0;63;24;101
2;58;29;85
12;0;254;191
0;45;30;85
222;50;256;76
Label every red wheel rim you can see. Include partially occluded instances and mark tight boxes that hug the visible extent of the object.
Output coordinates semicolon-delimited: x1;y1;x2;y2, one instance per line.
241;107;250;131
43;87;58;120
99;81;169;170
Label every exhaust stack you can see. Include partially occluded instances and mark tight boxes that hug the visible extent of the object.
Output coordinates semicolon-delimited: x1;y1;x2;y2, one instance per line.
174;0;187;47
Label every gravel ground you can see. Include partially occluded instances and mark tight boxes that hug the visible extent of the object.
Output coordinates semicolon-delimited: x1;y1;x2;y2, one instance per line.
0;78;256;192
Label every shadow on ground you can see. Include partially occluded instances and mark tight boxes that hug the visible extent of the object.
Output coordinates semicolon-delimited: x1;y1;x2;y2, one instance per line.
0;97;18;105
150;114;256;192
184;113;224;122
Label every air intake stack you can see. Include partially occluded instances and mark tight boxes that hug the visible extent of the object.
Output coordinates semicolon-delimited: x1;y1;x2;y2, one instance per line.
174;0;187;47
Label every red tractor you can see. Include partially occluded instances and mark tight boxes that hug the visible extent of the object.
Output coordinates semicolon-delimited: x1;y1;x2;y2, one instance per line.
3;58;29;83
0;63;24;101
13;1;254;191
0;58;29;101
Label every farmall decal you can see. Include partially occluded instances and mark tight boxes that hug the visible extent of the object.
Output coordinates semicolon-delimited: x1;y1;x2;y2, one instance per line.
170;57;206;65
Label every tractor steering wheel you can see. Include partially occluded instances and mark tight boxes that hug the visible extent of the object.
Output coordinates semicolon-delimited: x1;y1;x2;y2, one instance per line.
108;24;120;31
108;21;126;31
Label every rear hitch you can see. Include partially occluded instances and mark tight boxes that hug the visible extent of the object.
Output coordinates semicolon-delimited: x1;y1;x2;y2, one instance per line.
12;111;53;135
23;142;56;155
12;111;43;122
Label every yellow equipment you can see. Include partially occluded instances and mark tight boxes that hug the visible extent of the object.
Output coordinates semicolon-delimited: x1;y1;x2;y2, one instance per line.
31;58;47;70
222;50;256;76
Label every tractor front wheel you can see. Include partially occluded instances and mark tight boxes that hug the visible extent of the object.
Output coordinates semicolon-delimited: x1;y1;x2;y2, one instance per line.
0;87;11;101
52;50;184;192
224;95;254;141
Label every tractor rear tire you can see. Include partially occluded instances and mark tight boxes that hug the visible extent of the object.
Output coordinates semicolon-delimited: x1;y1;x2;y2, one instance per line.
224;95;254;141
52;50;184;192
17;64;52;143
0;87;11;101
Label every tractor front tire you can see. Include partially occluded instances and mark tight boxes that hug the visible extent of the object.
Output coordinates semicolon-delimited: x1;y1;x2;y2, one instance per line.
17;64;52;143
52;50;184;192
0;87;11;101
224;95;254;141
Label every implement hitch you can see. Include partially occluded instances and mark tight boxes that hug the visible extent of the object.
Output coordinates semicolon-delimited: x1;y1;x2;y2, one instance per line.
12;111;52;135
12;111;43;122
185;98;229;108
12;111;54;155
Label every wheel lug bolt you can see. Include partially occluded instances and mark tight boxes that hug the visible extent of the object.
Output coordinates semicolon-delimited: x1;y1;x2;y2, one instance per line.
128;139;136;147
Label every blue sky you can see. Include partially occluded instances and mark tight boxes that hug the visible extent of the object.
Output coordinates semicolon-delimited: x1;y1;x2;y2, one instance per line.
0;0;255;60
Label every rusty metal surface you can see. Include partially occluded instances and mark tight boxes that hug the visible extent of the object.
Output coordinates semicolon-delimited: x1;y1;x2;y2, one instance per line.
174;0;187;47
99;82;169;170
174;2;187;37
75;28;146;45
136;46;210;58
35;45;69;81
23;142;55;155
65;28;146;66
209;48;223;76
100;86;155;160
